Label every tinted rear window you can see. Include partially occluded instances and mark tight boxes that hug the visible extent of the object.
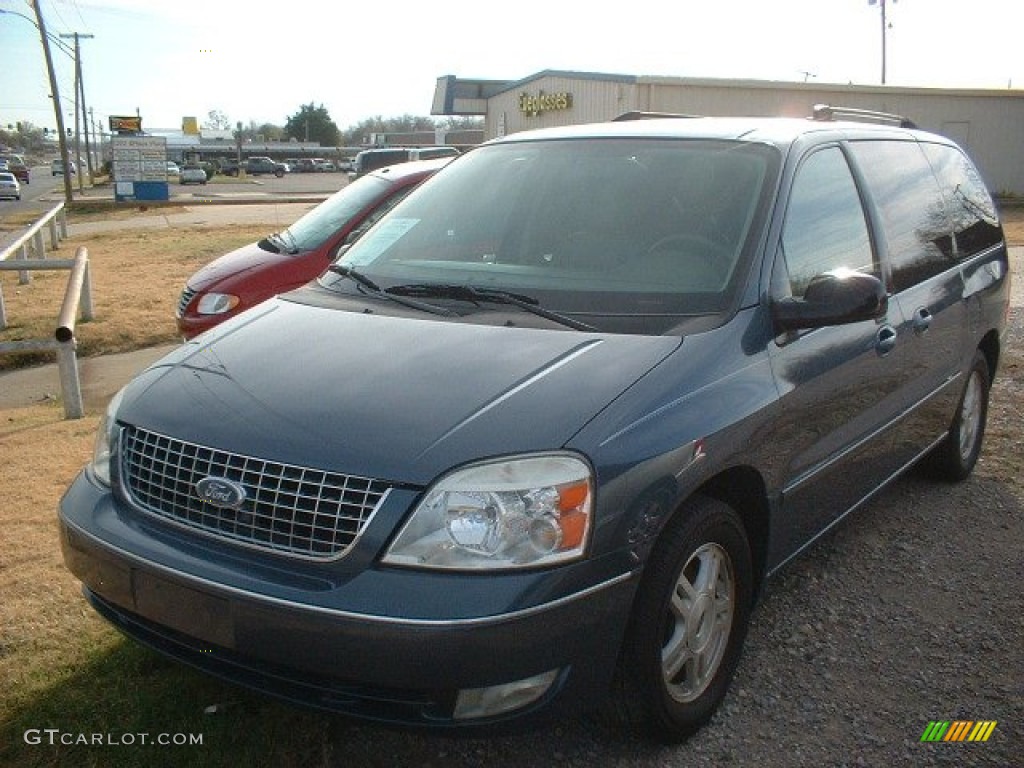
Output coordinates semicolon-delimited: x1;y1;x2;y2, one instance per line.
920;142;1003;259
849;140;955;292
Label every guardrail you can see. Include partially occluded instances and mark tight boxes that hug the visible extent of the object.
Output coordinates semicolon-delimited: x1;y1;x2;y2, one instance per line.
0;246;93;419
0;202;68;319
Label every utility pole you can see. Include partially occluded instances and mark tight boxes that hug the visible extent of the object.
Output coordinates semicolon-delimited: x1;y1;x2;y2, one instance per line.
61;32;96;184
868;0;894;85
88;107;98;172
31;0;73;204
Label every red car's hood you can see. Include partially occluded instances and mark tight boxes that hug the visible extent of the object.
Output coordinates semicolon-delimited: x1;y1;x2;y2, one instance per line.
186;240;302;292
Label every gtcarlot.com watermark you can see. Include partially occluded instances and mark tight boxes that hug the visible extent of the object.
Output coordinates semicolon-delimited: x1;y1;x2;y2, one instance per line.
24;729;203;747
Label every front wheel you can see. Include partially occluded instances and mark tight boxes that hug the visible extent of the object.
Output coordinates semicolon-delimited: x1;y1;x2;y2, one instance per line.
612;495;753;742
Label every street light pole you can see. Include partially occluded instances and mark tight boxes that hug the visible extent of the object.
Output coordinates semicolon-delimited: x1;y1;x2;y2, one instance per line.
30;0;73;203
61;32;96;186
868;0;894;85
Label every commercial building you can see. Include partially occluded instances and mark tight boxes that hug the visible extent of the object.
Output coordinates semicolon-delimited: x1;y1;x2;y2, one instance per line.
432;70;1024;196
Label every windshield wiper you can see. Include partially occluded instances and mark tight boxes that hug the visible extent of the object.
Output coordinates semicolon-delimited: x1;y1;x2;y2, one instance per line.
387;284;597;331
326;265;456;317
278;229;300;254
265;232;298;254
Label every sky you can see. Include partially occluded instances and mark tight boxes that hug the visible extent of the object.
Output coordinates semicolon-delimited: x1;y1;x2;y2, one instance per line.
2;0;1021;136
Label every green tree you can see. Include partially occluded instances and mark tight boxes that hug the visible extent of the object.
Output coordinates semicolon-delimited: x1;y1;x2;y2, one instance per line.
255;122;284;142
284;104;341;146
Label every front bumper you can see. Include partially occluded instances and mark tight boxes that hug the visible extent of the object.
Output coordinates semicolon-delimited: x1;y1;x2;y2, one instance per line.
59;471;638;728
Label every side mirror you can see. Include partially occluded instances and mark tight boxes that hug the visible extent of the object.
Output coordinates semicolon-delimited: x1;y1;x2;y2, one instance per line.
773;270;887;332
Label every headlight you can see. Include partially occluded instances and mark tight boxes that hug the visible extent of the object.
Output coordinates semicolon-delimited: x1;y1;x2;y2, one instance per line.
90;388;125;486
383;454;593;570
195;292;240;315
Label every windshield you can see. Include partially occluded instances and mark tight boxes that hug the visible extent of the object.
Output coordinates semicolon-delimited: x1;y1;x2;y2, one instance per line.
325;138;778;333
283;173;394;251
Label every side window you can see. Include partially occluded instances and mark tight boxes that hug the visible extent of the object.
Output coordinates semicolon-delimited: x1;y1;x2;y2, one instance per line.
921;143;1003;259
849;140;955;292
778;147;876;298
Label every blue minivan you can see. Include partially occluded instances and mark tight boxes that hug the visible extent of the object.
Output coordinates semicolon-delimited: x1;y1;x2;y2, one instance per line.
59;110;1010;742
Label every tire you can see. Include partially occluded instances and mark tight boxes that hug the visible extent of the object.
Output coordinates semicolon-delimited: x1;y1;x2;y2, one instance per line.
922;350;991;482
611;495;753;743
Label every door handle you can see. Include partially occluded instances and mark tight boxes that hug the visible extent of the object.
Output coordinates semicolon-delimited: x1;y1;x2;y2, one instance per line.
876;325;898;356
913;308;933;335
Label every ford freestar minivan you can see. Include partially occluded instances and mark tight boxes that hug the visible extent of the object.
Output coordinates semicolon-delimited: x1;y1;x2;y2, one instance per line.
59;111;1010;742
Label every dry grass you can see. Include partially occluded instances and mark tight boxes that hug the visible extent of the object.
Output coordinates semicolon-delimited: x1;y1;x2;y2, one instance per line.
0;222;267;370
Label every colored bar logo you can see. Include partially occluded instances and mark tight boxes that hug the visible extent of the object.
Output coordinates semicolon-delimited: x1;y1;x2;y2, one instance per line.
920;721;997;742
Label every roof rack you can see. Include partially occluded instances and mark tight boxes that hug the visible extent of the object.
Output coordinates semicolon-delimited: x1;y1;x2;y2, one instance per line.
612;111;702;121
811;104;917;129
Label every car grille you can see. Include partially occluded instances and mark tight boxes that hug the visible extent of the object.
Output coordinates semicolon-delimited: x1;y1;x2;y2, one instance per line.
119;426;391;560
176;286;196;318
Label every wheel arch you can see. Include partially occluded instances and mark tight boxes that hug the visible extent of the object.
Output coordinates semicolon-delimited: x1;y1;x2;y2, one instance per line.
977;329;1001;380
695;466;771;600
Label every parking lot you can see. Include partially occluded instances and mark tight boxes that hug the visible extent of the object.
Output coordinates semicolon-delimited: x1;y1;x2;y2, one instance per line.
167;168;349;201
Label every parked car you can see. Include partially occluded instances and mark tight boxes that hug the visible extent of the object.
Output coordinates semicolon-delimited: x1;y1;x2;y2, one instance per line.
166;161;181;175
175;158;451;337
351;147;409;177
1;154;30;184
217;158;242;176
0;171;21;200
179;165;208;185
245;156;287;177
51;159;76;176
352;146;460;177
59;111;1009;742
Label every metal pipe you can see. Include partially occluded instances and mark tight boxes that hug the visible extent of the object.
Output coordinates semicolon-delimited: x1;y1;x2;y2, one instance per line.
55;248;89;343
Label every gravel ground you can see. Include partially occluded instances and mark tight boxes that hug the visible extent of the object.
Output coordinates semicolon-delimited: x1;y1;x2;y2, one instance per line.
313;283;1022;766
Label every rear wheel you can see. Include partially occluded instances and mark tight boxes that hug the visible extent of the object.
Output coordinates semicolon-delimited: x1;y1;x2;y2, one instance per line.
923;350;990;482
612;495;753;742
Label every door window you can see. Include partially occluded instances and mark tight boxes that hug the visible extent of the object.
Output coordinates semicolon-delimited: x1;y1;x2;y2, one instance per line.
777;147;876;298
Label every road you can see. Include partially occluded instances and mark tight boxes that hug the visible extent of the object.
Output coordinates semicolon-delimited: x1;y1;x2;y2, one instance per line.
0;166;348;214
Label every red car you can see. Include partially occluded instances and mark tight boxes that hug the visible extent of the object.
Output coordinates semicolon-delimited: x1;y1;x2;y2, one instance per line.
176;158;450;338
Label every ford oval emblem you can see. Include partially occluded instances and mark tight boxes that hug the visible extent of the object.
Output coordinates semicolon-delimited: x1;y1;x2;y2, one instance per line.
195;476;247;510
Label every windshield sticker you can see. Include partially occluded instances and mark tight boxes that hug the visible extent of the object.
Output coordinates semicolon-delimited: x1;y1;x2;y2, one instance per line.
343;218;419;266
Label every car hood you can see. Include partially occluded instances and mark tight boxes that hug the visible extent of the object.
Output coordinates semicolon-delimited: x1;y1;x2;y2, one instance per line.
119;299;681;484
186;240;303;291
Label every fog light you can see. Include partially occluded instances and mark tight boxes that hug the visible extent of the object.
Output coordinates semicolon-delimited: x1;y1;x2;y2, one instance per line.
453;669;560;720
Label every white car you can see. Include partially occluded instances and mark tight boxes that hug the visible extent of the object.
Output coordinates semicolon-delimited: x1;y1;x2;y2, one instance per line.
179;166;208;185
166;161;181;175
0;171;21;200
51;159;76;176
